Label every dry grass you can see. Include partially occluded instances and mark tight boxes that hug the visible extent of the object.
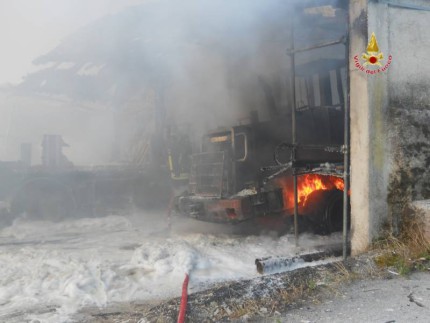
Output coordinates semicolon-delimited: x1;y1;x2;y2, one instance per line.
227;265;357;320
229;299;260;319
226;280;311;319
332;262;354;281
373;212;430;275
279;282;307;303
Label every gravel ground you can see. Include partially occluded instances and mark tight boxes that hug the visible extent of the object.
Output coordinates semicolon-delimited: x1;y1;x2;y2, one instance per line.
284;271;430;323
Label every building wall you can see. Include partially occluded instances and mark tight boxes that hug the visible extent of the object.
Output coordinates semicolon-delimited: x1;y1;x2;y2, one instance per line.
386;1;430;230
350;0;430;253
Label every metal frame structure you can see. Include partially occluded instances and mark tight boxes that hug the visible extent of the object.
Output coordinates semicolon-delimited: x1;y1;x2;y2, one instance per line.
287;2;350;258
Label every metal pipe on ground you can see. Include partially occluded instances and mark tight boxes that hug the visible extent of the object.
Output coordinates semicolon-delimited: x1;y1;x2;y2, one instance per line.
255;244;344;275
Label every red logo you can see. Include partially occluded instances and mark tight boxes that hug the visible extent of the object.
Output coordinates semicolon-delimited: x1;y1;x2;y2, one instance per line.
354;32;392;74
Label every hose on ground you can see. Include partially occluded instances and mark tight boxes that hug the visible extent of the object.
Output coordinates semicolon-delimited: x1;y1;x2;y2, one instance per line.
177;273;189;323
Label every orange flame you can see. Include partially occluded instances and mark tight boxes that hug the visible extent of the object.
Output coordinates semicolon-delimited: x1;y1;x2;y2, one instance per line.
278;174;345;209
299;175;326;205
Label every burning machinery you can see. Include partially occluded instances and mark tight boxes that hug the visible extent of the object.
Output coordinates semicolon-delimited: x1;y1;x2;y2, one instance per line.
175;1;350;240
175;58;348;234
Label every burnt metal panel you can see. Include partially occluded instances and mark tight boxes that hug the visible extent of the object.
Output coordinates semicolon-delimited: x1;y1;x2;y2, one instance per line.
189;151;226;197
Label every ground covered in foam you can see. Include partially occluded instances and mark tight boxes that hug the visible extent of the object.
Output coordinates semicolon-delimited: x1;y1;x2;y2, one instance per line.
0;213;340;322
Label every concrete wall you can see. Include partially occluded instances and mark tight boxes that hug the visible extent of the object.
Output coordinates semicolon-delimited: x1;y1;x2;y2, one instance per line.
386;1;430;222
349;0;430;253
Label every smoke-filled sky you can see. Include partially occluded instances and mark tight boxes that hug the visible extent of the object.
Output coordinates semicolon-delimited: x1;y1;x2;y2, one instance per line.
0;0;293;164
0;0;346;165
0;0;147;85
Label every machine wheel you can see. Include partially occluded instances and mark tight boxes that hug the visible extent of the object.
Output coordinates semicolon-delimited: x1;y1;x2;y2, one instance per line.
301;189;349;234
323;190;347;233
10;178;76;221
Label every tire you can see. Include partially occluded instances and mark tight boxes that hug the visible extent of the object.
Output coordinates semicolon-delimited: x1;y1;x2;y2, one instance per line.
301;189;349;234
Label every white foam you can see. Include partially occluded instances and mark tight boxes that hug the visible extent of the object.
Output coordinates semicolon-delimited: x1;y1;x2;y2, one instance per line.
0;214;341;322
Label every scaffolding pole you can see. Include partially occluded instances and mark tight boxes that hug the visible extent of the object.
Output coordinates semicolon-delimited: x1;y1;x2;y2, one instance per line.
342;13;351;261
289;14;299;247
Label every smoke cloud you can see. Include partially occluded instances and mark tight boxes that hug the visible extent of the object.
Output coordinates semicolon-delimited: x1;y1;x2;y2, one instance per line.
0;0;346;166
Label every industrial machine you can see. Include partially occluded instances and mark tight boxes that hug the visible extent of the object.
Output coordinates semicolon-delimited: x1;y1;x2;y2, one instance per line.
174;0;351;236
174;59;348;234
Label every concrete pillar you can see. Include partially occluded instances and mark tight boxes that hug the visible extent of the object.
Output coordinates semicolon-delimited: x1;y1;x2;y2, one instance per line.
349;0;390;254
349;0;370;254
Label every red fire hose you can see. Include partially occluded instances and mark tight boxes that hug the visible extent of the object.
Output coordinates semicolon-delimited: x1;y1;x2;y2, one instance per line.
177;273;190;323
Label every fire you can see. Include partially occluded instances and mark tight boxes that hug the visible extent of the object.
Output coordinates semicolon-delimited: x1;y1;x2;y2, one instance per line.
278;174;345;208
298;175;326;205
333;177;344;191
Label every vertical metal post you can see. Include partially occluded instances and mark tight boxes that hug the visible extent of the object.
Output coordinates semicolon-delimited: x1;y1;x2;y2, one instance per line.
230;128;237;195
289;12;299;247
293;167;299;246
342;18;351;260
